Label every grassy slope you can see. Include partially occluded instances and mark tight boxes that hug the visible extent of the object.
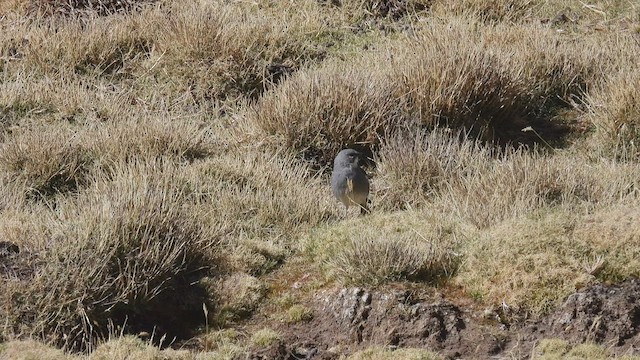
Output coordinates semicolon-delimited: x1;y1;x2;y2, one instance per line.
0;0;639;357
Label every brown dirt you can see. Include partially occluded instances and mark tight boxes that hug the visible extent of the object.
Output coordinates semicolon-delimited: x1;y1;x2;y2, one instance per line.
247;279;640;359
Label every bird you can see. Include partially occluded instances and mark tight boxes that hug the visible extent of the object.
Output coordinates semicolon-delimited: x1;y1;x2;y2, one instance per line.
331;149;370;215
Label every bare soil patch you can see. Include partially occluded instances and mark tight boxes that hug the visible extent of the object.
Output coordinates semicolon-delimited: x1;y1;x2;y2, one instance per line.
247;280;640;359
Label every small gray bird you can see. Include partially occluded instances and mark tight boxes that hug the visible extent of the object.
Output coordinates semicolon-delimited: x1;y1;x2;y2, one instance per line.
331;149;370;215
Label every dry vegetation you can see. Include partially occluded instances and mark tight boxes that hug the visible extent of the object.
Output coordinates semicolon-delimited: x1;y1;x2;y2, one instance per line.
1;0;640;357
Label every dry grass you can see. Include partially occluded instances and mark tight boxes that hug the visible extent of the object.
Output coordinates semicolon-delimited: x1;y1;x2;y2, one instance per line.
533;338;640;360
436;150;640;227
1;0;337;108
248;16;630;164
583;67;640;160
213;273;266;324
1;161;219;350
303;211;466;285
2;0;640;357
375;128;493;210
346;346;443;360
247;57;408;164
457;203;640;316
0;124;93;199
248;328;281;348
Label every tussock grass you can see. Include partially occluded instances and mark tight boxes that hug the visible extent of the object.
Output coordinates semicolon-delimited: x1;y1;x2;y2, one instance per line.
1;0;335;106
28;0;157;17
284;304;314;323
1;161;218;350
89;335;193;360
188;149;333;240
0;115;213;200
0;125;93;199
304;211;466;286
341;0;430;19
377;128;640;226
214;273;266;323
183;148;335;278
584;67;640;160
88;115;212;164
375;129;492;210
439;151;640;227
431;0;538;22
249;17;622;162
248;58;408;164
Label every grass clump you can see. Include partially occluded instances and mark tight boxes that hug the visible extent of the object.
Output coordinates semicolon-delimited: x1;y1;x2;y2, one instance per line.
150;0;333;103
533;338;640;360
375;129;492;210
187;149;333;252
435;149;640;227
249;18;613;162
304;211;465;286
28;0;158;17
248;58;408;164
584;68;640;160
0;125;93;200
341;0;431;19
347;346;443;360
214;273;267;323
284;304;314;323
88;115;213;164
249;328;281;348
0;161;218;350
535;338;573;358
89;335;194;360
